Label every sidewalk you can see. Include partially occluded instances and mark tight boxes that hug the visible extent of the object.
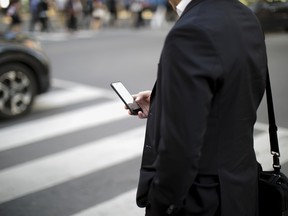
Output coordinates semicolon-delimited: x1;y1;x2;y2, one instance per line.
0;12;66;33
0;9;174;35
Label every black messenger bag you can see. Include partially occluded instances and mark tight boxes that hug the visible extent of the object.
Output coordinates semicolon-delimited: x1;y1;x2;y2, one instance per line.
258;70;288;216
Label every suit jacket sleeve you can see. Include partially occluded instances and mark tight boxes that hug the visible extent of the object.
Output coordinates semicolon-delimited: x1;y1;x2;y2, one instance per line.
147;24;223;215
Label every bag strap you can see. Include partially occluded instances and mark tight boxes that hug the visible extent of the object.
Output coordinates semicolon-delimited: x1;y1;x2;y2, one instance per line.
265;67;281;172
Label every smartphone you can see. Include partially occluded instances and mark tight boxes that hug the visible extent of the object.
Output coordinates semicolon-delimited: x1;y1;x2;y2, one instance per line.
110;81;142;115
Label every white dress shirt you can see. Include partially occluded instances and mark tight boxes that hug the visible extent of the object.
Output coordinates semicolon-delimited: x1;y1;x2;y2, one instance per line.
176;0;192;16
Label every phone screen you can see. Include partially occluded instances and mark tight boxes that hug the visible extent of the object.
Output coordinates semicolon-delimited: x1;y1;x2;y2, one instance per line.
112;82;134;104
110;82;142;114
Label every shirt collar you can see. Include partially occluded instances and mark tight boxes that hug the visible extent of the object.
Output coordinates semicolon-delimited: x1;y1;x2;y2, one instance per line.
176;0;192;17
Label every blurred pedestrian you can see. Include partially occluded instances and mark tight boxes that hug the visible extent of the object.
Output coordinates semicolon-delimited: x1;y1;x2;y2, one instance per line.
64;0;83;32
126;0;268;215
37;0;49;32
129;0;145;28
91;0;106;30
106;0;117;26
6;0;22;32
150;4;166;29
29;0;39;32
79;0;94;29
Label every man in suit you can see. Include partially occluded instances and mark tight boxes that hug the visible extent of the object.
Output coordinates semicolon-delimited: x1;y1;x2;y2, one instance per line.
128;0;268;215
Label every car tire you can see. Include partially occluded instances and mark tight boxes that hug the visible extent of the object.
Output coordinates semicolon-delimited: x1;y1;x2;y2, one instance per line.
0;63;36;120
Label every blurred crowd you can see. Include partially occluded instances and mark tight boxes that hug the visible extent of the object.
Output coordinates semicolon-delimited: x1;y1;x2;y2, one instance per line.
1;0;178;33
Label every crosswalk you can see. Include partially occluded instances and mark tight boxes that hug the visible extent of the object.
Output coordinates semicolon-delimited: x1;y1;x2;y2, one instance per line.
31;30;101;42
0;79;287;216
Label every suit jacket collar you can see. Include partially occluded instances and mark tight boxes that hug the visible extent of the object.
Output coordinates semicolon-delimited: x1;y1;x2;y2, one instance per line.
178;0;203;20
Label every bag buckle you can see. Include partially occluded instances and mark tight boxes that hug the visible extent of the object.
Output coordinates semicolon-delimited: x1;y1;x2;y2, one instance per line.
272;152;281;172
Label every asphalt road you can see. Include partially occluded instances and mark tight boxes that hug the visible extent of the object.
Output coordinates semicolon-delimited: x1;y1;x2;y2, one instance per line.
0;26;287;216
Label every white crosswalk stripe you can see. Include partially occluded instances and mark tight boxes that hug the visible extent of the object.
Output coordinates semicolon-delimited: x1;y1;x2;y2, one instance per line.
0;101;129;151
0;79;287;216
0;79;127;151
34;79;115;111
31;30;100;42
71;189;145;216
0;126;144;203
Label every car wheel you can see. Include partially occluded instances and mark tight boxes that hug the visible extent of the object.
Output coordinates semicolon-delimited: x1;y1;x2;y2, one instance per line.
0;63;36;119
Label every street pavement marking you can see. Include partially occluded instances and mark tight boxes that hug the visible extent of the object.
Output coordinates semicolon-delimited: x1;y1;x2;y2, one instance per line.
71;189;144;216
34;30;100;42
0;100;129;152
34;79;115;111
1;79;287;215
68;122;288;216
0;120;287;213
0;126;145;203
0;77;287;216
51;79;114;95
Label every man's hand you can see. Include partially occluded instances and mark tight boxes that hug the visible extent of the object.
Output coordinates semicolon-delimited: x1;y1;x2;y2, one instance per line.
125;90;151;119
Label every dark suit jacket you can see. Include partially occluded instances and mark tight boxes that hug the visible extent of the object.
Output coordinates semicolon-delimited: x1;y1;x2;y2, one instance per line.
136;0;267;215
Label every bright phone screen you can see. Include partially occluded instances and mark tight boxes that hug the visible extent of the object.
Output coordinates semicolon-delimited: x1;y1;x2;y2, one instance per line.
111;82;134;104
